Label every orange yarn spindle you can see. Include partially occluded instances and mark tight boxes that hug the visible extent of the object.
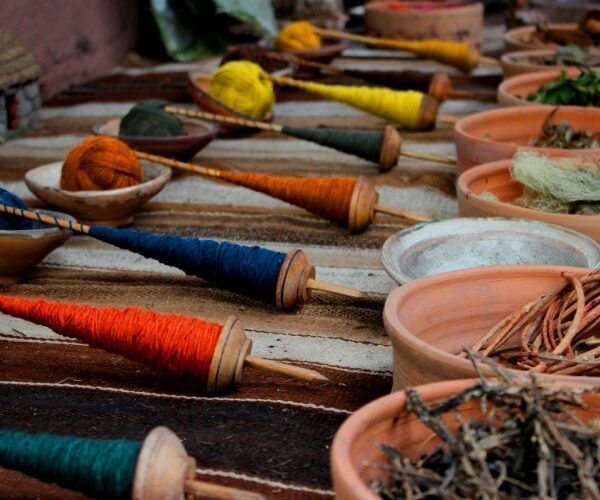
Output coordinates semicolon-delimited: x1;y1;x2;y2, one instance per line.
0;296;221;384
61;136;143;191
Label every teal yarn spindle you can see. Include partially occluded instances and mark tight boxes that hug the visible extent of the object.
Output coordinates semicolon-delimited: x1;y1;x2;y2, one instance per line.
0;429;141;499
120;100;185;137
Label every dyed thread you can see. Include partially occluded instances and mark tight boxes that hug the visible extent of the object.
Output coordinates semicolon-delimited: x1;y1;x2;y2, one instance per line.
275;21;321;51
0;429;141;500
208;61;275;119
0;296;222;383
119;100;184;137
61;136;143;191
0;190;34;230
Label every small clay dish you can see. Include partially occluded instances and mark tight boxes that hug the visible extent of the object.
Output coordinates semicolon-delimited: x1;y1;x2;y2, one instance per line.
457;159;600;243
497;67;581;107
504;23;578;52
383;265;597;390
187;72;274;137
93;117;218;161
454;105;600;173
24;161;172;227
381;217;600;284
277;39;348;63
501;48;600;79
0;208;75;284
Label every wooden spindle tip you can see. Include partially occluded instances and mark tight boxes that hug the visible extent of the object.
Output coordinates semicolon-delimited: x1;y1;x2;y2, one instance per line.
275;248;315;309
463;46;481;72
132;426;196;500
416;94;439;131
379;125;401;172
348;176;378;233
207;316;252;394
427;72;452;103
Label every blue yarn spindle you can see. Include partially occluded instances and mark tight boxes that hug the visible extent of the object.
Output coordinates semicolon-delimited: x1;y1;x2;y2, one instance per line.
0;429;141;499
89;226;286;300
0;190;34;230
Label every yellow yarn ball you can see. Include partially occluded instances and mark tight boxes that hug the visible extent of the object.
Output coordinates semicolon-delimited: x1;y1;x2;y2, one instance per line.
275;21;322;51
209;61;275;119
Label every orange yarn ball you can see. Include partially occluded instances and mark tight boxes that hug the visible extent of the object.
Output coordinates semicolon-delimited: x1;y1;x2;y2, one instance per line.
61;137;143;191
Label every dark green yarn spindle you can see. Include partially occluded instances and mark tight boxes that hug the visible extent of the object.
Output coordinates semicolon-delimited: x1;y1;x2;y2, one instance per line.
0;429;142;499
120;100;185;137
281;125;384;164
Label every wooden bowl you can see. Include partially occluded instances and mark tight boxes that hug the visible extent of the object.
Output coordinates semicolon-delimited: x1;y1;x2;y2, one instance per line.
24;161;172;227
497;67;582;107
456;159;600;242
93;117;217;161
331;378;599;500
501;49;600;79
0;209;74;284
276;39;348;63
383;265;597;390
454;105;600;173
504;23;578;52
365;1;484;46
187;72;274;136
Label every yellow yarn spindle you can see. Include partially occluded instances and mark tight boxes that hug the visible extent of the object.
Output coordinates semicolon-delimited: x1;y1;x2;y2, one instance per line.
208;61;275;119
275;21;321;51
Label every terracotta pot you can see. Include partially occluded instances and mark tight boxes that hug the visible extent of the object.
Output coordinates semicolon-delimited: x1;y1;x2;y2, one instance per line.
504;23;578;52
331;378;599;500
457;159;600;242
383;266;598;390
497;67;582;107
365;1;484;46
24;161;172;227
187;72;274;137
454;105;600;174
501;49;600;79
0;209;74;284
93;117;218;161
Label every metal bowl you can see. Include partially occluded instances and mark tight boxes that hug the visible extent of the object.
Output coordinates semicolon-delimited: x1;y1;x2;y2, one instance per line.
381;217;600;284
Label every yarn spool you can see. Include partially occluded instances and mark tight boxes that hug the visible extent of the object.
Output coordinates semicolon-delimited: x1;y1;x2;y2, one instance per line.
274;21;481;72
166;106;456;170
61;136;143;191
119;100;185;137
0;194;366;308
0;426;264;499
0;295;328;391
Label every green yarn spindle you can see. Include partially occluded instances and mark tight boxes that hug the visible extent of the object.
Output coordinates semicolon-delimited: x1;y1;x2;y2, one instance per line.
0;429;142;499
120;100;185;137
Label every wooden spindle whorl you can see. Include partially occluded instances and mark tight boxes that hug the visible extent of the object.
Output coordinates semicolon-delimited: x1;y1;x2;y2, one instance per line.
275;249;316;309
132;427;196;500
379;125;401;172
428;72;452;102
207;316;252;394
417;94;440;131
348;176;378;233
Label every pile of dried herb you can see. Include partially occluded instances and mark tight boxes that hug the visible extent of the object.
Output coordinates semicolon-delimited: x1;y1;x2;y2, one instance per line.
532;109;598;149
514;46;600;70
527;67;600;107
370;374;600;499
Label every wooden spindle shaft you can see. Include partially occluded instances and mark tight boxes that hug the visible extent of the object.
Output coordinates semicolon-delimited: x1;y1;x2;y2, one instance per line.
374;204;433;223
305;278;367;299
164;105;282;133
245;356;329;382
0;204;89;233
134;150;224;178
185;479;265;500
400;149;456;165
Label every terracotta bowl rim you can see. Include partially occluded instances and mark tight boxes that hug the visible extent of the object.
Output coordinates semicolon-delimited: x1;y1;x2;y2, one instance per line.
0;208;76;238
499;48;600;73
454;104;600;154
503;23;579;46
187;71;275;123
93;116;219;144
383;265;598;386
24;161;172;200
365;0;480;13
457;159;600;224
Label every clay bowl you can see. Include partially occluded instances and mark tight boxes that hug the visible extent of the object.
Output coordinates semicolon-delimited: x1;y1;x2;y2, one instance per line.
383;265;597;390
24;161;172;227
93;117;217;161
501;49;600;79
381;217;600;284
331;378;599;500
498;67;581;107
457;159;600;242
187;72;274;137
275;39;348;63
504;23;578;52
0;209;74;284
454;105;600;173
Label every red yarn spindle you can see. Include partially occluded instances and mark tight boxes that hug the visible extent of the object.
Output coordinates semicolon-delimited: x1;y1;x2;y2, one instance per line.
0;296;222;383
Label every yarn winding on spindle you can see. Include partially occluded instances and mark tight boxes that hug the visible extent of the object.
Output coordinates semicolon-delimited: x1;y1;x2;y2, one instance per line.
61;137;143;191
275;21;321;51
0;189;34;230
119;100;185;137
0;429;141;500
208;61;275;119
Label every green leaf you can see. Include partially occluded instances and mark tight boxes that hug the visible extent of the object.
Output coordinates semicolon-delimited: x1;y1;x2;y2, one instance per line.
213;0;277;37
